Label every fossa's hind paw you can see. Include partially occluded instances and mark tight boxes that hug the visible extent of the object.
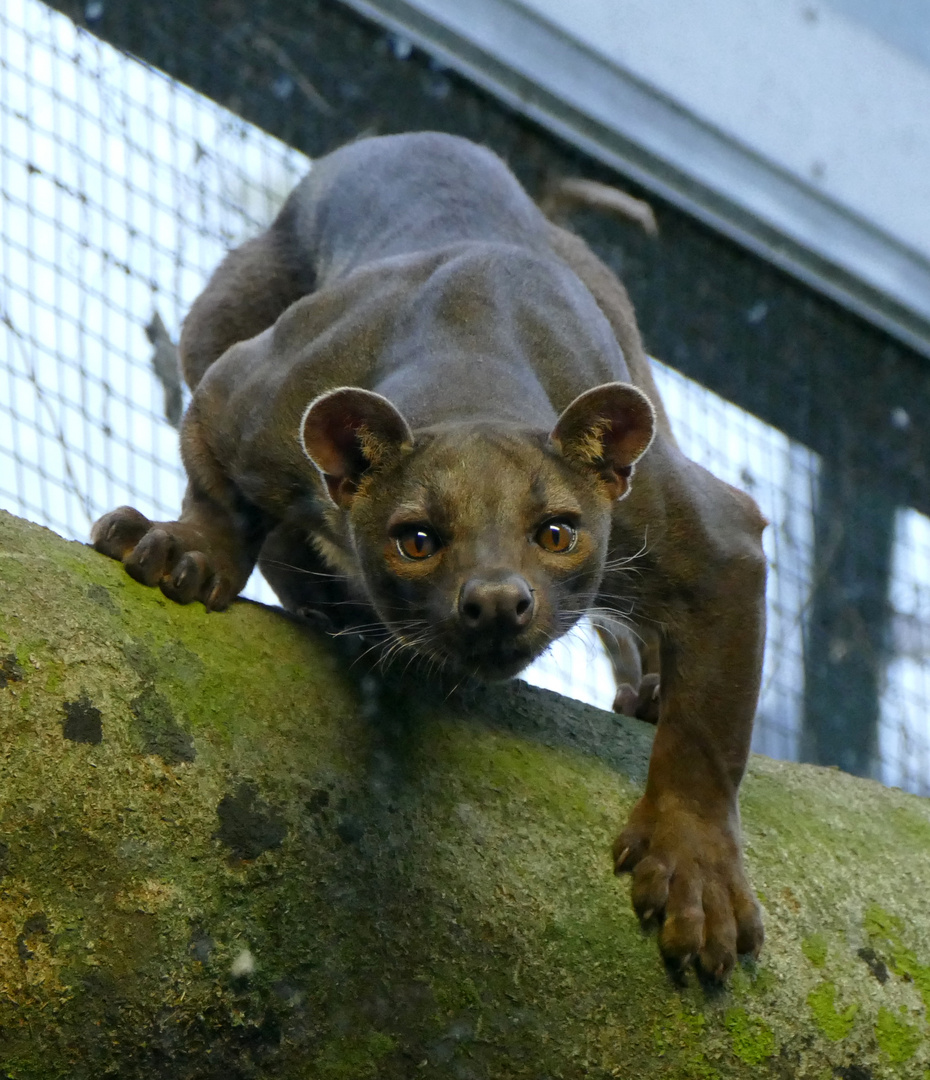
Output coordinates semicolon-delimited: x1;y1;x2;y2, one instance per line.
612;673;660;724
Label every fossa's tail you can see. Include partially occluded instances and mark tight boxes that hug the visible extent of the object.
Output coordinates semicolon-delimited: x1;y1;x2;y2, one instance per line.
539;177;658;237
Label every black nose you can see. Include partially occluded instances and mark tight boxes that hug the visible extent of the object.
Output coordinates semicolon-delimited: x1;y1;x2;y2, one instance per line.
458;574;535;633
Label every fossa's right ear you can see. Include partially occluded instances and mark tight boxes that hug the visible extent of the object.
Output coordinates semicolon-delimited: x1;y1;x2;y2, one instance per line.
300;387;413;508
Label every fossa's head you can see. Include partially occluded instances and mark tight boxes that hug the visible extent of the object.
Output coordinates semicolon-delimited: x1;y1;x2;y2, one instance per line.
300;384;654;680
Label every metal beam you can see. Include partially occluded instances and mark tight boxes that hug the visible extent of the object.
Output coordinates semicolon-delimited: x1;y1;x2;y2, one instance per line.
338;0;930;361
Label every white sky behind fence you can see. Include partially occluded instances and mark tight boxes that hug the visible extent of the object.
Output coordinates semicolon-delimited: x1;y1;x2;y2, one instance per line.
1;0;928;793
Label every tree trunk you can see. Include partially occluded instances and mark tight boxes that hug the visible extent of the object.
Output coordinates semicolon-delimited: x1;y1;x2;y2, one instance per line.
1;509;928;1079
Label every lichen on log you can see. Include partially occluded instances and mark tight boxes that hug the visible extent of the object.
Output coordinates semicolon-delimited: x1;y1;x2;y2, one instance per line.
0;509;928;1078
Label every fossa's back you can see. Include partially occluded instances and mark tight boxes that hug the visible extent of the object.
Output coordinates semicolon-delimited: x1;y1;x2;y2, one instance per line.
287;131;550;284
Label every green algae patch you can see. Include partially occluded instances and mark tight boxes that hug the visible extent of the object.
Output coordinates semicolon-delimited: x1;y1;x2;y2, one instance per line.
723;1008;776;1065
807;981;858;1041
801;933;829;968
3;511;930;1078
682;1059;724;1080
865;903;930;1012
315;1032;398;1078
875;1005;922;1063
865;903;906;942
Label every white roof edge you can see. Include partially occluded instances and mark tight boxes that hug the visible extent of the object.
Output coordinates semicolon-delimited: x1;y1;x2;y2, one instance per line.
339;0;930;360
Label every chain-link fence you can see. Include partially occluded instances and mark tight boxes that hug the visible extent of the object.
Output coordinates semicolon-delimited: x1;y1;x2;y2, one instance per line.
3;0;929;795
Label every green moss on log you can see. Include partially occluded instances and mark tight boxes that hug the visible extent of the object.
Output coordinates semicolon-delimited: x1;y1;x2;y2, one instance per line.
1;509;929;1078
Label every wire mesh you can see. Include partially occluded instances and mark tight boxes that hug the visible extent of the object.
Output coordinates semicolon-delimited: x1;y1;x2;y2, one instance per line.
1;0;308;544
2;0;929;795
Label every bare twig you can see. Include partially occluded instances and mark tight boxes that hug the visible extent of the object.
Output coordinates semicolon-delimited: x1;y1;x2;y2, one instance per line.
145;310;184;428
252;33;334;116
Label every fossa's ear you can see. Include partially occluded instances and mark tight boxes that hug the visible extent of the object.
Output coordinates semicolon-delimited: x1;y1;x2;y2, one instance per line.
550;382;655;500
300;387;413;508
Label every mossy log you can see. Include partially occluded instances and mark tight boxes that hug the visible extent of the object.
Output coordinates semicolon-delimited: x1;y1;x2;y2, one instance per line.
1;508;928;1079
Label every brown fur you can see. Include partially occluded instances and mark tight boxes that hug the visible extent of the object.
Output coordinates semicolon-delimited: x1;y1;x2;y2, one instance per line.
92;133;767;979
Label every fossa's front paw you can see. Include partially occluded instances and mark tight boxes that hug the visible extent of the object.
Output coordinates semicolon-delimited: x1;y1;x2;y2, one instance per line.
613;796;763;980
91;506;236;610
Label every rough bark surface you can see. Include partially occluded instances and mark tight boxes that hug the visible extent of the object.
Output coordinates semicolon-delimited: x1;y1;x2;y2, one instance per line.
0;509;928;1079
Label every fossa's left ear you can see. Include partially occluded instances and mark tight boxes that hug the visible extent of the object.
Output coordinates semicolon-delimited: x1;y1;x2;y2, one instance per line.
300;387;413;508
550;382;655;499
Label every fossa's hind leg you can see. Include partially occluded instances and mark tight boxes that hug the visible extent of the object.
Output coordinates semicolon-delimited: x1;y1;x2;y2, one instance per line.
258;523;373;635
593;615;660;723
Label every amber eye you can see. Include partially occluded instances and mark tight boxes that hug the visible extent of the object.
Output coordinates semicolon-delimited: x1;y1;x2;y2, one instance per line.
536;521;577;553
395;527;440;560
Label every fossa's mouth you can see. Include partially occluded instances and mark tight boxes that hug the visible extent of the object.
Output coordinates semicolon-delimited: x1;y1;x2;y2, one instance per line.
450;638;540;681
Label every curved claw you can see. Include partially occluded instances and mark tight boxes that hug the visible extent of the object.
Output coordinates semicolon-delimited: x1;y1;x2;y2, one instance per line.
614;845;631;874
